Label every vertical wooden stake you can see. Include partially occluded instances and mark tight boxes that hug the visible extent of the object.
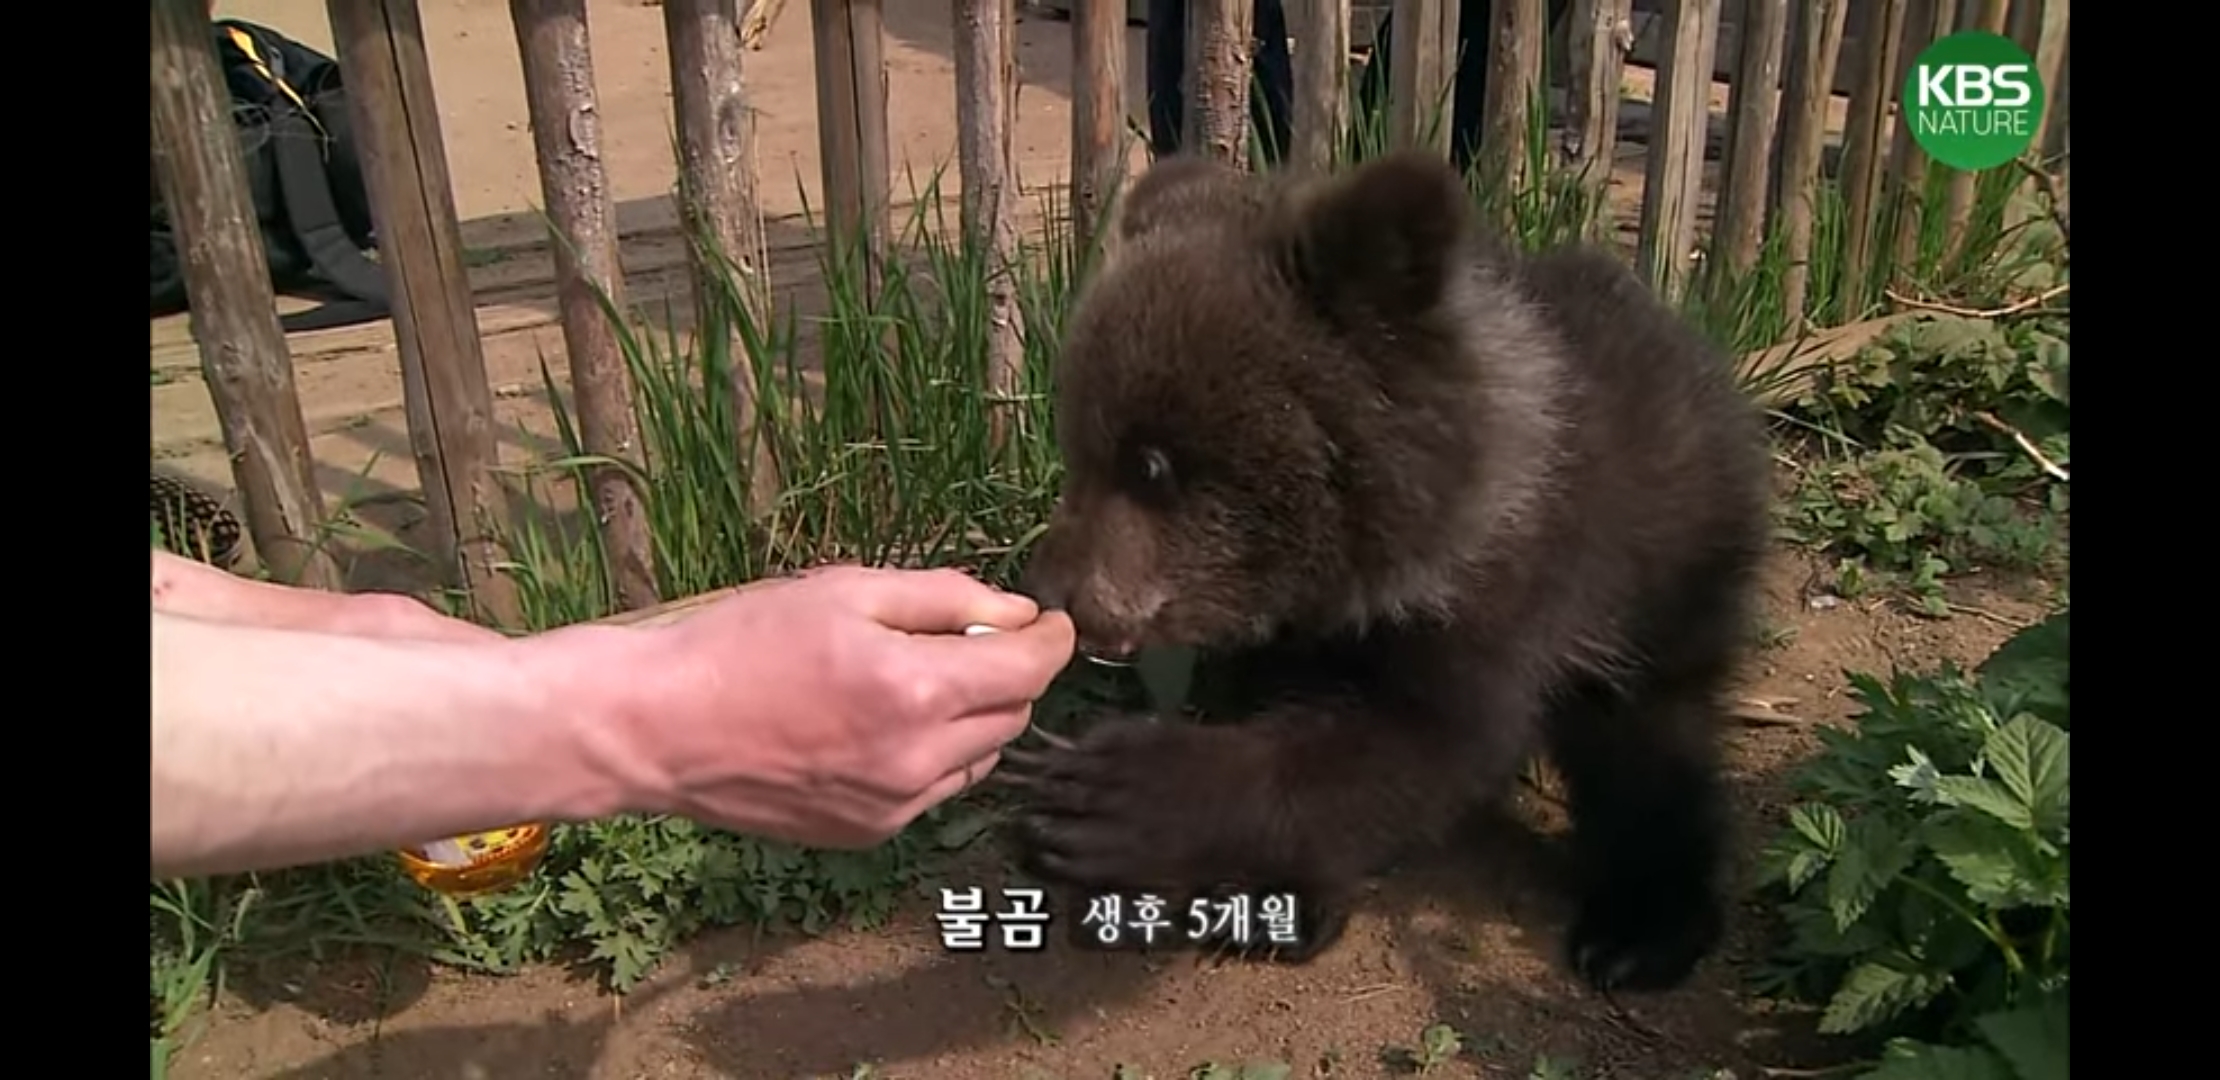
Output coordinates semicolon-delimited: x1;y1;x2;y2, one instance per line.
663;0;781;519
1481;0;1544;192
1291;0;1351;177
327;0;520;623
509;0;658;612
1835;0;1909;318
954;0;1027;457
1772;0;1850;329
1562;0;1630;212
1888;0;1952;271
1634;0;1722;305
1388;0;1446;153
1186;0;1255;165
2004;0;2069;236
809;0;891;294
150;0;340;590
1713;0;1787;278
1072;0;1130;247
1937;0;2011;267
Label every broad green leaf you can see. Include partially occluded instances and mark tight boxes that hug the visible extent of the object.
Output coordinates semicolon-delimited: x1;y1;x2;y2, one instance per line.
1827;814;1916;931
1984;715;2069;835
1975;995;2069;1080
1928;776;2031;831
1821;959;1952;1035
1860;1040;2015;1080
1790;802;1848;853
1891;745;1944;803
1923;812;2066;909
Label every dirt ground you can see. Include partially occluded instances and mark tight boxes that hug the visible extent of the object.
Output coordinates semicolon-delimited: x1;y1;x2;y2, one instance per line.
156;3;1996;1077
166;545;2056;1080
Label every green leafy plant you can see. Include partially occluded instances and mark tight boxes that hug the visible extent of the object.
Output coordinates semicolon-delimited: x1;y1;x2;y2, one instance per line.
1752;611;2068;1076
1776;313;2069;608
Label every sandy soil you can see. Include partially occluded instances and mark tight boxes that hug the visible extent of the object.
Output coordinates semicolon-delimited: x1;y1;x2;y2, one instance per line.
155;5;1990;1077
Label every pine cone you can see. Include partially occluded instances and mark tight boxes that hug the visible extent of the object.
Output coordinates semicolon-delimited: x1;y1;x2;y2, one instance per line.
151;469;243;570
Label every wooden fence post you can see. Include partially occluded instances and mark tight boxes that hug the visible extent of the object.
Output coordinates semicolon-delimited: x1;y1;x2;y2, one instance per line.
1713;0;1787;278
1634;0;1722;305
1186;0;1256;165
1481;0;1544;193
1290;0;1350;177
809;0;892;294
1071;0;1130;247
1388;0;1447;153
953;0;1027;455
663;0;781;519
1888;0;1952;271
1835;0;1910;318
1562;0;1630;209
326;0;522;625
1772;0;1850;327
509;0;659;612
1937;0;2011;267
150;0;341;590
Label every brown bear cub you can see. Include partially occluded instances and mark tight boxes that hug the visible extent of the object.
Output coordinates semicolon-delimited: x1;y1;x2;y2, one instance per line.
1007;150;1772;994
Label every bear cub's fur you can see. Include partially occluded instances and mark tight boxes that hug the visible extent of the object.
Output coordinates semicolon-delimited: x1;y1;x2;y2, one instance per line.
1008;150;1772;994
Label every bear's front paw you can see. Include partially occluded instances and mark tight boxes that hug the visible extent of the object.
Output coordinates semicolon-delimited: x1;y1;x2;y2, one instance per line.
1003;718;1250;891
1566;883;1724;994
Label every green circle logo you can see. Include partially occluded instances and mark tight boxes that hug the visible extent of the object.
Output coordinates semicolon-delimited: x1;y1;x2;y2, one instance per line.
1903;31;2046;172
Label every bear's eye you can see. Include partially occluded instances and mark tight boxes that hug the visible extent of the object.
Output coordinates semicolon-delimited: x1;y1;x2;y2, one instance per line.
1140;447;1171;485
1122;443;1177;500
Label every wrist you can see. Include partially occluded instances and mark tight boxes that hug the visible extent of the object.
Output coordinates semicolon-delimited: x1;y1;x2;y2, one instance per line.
511;623;684;823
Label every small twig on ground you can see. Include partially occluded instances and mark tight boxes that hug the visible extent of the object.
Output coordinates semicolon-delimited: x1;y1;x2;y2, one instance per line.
1340;982;1401;1004
1883;283;2070;319
1729;697;1809;727
1972;410;2070;482
1946;602;2034;631
1759;1063;1878;1078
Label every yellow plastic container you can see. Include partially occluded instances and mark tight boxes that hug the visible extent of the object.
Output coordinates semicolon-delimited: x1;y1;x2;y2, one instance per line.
395;823;549;898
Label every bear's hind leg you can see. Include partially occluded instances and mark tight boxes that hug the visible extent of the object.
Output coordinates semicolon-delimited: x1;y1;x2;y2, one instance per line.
1543;668;1733;994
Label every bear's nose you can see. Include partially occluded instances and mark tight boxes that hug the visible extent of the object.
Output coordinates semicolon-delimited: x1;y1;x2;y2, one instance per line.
1015;566;1070;614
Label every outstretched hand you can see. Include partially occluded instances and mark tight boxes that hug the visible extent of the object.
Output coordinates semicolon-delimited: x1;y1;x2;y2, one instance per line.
582;564;1077;848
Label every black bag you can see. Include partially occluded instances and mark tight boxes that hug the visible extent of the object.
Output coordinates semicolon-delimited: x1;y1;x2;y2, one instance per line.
151;19;392;332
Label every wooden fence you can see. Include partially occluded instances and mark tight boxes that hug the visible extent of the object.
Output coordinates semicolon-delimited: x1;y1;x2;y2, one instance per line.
148;0;2070;626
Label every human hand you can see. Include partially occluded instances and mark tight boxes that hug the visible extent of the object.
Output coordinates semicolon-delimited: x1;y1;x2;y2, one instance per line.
572;565;1077;848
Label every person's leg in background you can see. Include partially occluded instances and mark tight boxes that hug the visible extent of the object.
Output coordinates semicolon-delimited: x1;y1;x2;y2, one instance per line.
1249;0;1295;166
1147;0;1188;157
1361;0;1574;173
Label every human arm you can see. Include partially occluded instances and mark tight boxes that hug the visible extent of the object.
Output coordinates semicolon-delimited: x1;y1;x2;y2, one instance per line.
150;608;616;880
151;548;497;643
150;564;1077;880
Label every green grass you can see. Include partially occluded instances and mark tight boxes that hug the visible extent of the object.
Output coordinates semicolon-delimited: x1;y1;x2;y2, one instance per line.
149;74;2069;1072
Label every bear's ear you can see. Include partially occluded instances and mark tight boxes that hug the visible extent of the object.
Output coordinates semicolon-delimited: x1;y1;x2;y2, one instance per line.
1114;154;1248;246
1271;150;1471;326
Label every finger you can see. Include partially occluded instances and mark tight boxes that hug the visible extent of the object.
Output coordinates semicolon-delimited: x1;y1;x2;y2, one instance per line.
896;749;1003;822
904;705;1034;789
839;566;1042;636
898;611;1078;716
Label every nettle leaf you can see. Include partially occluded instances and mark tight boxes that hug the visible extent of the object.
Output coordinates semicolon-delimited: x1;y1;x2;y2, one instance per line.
1974;994;2069;1080
1983;715;2069;836
1827;814;1917;931
1820;958;1953;1035
1860;1039;2015;1080
1927;776;2029;832
1922;812;2065;910
1890;746;1945;803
